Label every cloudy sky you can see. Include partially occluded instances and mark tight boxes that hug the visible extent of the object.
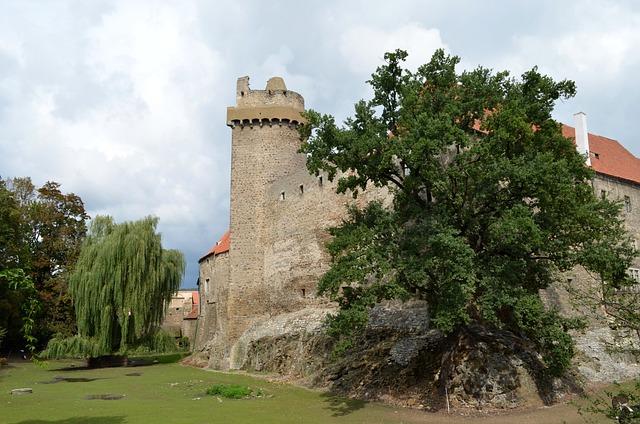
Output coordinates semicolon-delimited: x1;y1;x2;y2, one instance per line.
2;0;639;287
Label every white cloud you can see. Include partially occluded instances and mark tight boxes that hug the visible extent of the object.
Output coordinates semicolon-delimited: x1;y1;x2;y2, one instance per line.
0;0;231;284
339;23;447;74
258;46;319;106
1;0;640;288
494;2;640;83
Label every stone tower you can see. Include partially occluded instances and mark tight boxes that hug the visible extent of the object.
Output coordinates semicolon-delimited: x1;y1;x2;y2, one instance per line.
225;76;307;365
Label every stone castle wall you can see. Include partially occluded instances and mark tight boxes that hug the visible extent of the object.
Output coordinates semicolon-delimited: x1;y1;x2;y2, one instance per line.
195;251;230;367
594;174;640;261
162;290;197;338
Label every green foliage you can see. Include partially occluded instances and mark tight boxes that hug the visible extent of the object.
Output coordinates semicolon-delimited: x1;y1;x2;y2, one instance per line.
0;177;88;349
512;295;577;376
43;215;185;357
0;268;40;355
579;381;640;423
128;329;185;355
205;384;256;399
148;329;180;353
40;334;103;359
176;336;190;350
301;49;636;376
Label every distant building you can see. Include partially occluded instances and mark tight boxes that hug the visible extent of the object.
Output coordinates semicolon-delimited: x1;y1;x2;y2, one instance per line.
162;289;199;344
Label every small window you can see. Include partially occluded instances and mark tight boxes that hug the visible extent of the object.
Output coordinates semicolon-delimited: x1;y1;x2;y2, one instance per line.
318;176;323;187
628;268;640;283
593;152;600;159
600;190;607;199
280;191;285;201
624;196;632;212
301;288;306;298
299;184;304;194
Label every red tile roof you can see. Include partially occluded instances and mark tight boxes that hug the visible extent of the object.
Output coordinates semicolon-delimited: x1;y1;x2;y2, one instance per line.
562;125;640;185
199;230;230;262
184;307;198;320
184;291;199;320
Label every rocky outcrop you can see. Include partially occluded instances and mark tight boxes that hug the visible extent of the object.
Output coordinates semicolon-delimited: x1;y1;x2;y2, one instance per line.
323;315;588;411
232;301;587;410
231;308;333;372
574;326;640;382
191;299;639;411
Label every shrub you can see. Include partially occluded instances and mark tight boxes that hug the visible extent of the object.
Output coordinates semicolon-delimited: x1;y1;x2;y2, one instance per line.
40;335;104;359
127;329;183;355
206;384;255;399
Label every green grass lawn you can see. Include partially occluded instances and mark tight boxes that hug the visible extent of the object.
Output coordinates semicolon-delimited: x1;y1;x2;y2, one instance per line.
0;359;607;424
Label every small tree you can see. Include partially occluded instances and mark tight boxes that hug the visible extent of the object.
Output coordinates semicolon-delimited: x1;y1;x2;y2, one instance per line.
301;49;636;376
43;216;184;358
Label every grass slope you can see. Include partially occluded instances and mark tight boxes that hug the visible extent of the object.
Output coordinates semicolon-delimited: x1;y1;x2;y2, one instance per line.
0;360;603;424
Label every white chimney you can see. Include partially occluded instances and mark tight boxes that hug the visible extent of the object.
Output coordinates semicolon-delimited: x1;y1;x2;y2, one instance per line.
573;112;591;166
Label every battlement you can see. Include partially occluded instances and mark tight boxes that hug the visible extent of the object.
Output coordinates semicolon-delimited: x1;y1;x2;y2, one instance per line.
227;76;306;127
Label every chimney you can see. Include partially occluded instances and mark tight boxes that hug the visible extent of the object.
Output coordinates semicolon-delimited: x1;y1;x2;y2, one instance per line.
573;112;591;166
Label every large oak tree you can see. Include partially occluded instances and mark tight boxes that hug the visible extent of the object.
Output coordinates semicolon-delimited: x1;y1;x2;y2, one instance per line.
301;50;636;376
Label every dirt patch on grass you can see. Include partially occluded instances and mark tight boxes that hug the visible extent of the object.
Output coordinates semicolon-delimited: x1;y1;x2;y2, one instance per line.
41;376;101;384
85;394;125;400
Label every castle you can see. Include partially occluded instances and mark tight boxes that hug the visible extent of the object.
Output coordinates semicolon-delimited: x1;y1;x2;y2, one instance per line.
161;289;199;343
192;76;640;378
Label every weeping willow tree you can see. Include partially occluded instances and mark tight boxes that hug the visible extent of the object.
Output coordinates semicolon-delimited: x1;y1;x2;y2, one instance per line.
42;216;184;358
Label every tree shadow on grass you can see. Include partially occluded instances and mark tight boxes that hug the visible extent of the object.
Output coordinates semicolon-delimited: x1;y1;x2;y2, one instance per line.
9;417;126;424
320;392;366;416
49;353;185;372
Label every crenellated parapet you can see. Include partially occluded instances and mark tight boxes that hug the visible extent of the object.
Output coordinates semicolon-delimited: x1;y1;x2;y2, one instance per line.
226;76;306;128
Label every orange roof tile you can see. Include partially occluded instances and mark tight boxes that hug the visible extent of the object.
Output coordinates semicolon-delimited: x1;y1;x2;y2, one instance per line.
199;230;230;262
184;291;200;320
562;125;640;185
184;307;198;320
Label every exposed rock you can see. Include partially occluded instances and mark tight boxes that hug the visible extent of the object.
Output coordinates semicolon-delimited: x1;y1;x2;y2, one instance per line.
574;326;640;382
230;307;333;371
11;388;32;395
198;299;638;411
368;300;430;333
